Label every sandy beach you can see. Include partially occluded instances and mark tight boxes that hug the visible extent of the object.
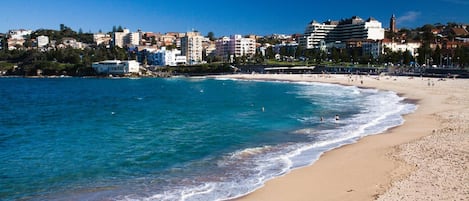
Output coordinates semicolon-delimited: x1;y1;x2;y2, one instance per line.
214;73;469;201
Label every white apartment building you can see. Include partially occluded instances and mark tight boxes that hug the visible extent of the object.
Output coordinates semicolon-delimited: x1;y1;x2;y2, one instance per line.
180;32;204;65
113;29;130;48
129;32;140;46
230;35;256;57
299;20;336;49
8;29;32;40
382;41;421;57
93;33;112;46
300;16;384;49
147;47;187;66
37;35;49;48
92;60;140;74
215;35;256;59
113;29;141;48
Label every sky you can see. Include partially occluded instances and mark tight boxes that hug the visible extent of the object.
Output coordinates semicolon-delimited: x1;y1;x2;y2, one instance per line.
2;0;468;37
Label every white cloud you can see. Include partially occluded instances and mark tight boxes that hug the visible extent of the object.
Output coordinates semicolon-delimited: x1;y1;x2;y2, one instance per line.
396;11;421;25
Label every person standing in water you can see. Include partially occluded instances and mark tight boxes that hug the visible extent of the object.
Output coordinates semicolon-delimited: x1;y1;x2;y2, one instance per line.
335;114;340;121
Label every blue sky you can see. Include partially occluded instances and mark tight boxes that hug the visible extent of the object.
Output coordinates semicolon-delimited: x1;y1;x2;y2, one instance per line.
2;0;468;37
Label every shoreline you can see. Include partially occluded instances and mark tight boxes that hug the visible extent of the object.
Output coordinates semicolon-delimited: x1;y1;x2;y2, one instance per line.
213;74;468;201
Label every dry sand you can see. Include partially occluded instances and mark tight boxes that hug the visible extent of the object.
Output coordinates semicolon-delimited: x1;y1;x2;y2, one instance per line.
213;73;469;201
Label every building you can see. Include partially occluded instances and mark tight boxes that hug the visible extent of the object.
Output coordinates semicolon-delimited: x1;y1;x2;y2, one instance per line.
300;16;385;49
299;20;336;49
215;35;256;60
7;38;25;50
92;60;140;74
382;39;421;57
147;47;186;66
390;14;397;33
129;32;141;47
93;33;112;46
180;32;204;65
0;34;5;50
229;35;256;57
112;29;141;48
203;39;217;58
113;29;130;48
37;35;49;48
215;36;231;59
59;38;86;49
362;40;382;58
8;29;32;40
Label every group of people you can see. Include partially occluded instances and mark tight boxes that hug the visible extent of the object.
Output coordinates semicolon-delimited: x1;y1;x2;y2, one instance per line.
320;114;340;122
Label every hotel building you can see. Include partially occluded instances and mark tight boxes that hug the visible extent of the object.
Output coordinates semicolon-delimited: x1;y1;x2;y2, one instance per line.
300;16;385;49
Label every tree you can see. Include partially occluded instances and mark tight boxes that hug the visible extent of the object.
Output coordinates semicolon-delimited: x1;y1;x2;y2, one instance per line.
295;45;304;58
403;50;412;65
207;32;215;41
279;46;287;57
265;46;275;59
330;48;340;63
417;43;432;66
117;25;124;32
432;46;442;66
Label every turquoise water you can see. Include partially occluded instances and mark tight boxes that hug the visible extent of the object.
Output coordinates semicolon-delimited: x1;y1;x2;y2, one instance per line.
0;77;415;200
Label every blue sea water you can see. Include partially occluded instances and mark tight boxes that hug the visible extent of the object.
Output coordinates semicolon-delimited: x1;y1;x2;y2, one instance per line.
0;77;416;201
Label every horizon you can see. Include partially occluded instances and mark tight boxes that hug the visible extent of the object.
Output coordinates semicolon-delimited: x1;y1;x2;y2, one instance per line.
2;0;469;36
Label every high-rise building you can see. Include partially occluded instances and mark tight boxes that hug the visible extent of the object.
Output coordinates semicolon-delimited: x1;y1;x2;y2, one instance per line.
180;32;204;64
299;20;337;49
300;16;385;49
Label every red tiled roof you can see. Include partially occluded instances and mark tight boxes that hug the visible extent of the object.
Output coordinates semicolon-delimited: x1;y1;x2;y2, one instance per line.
451;28;469;36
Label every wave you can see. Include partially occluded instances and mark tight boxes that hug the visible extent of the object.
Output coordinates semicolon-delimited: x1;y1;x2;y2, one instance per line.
71;81;417;201
152;85;414;201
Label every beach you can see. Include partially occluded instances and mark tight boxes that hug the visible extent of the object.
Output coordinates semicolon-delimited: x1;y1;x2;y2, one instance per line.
214;74;469;201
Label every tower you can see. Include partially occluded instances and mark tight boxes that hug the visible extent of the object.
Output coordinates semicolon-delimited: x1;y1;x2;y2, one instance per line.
390;14;397;33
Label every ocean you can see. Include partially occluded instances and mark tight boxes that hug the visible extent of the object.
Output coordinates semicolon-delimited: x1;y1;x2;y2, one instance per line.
0;77;416;201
